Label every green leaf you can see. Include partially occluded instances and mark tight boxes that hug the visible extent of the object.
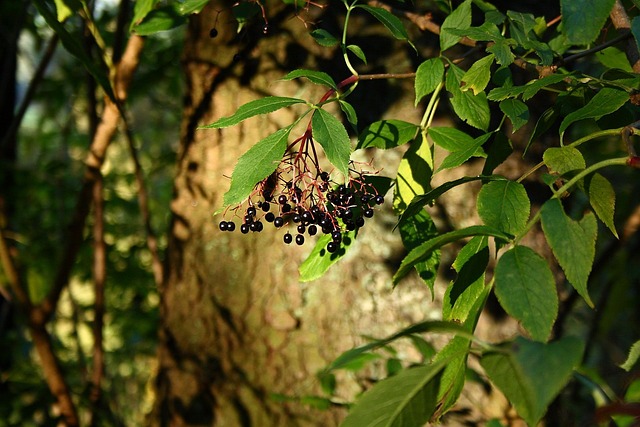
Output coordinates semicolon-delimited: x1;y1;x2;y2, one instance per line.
429;127;474;150
499;99;529;133
540;199;597;307
393;226;511;285
341;362;446;427
446;64;490;131
461;54;494;95
494;246;558;342
312;108;351;177
447;22;503;41
199;96;306;129
281;69;337;89
399;210;440;294
543;146;585;175
487;39;515;65
357;5;411;42
398;175;508;225
32;0;116;102
482;132;513;175
559;88;629;135
440;0;472;51
339;100;358;131
54;0;78;21
222;127;291;206
521;74;568;101
131;0;158;29
299;230;357;282
311;29;339;47
561;0;615;45
477;180;530;236
324;320;471;373
393;133;433;213
175;0;210;15
588;173;618;238
632;17;640;54
357;120;418;150
347;44;368;64
443;237;489;322
415;58;445;106
620;340;640;372
132;5;187;35
438;133;489;171
481;336;584;426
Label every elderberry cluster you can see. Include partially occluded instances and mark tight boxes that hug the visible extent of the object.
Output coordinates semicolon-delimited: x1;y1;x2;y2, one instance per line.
218;165;384;253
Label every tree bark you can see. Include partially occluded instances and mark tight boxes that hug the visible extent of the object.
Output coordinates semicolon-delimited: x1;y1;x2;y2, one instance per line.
153;2;435;425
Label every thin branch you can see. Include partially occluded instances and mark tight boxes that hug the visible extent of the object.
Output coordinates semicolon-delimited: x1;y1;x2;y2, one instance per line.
89;174;106;427
0;33;59;154
0;218;30;309
36;35;145;325
122;116;165;287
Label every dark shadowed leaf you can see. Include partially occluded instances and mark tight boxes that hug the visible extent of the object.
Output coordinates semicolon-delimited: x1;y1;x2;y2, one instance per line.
481;336;584;426
561;0;615;44
357;120;418;149
540;199;597;307
494;246;558;342
588;173;618;238
281;69;337;89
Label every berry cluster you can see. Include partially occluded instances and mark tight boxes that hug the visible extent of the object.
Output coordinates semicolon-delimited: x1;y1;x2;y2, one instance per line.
218;160;384;253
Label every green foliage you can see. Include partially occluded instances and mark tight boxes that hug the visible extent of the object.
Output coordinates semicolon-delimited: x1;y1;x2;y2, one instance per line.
25;0;640;425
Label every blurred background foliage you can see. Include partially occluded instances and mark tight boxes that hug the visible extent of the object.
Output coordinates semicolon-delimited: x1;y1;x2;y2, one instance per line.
1;2;181;425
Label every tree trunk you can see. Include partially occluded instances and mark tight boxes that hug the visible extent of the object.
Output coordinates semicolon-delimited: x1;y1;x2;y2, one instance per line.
153;2;434;425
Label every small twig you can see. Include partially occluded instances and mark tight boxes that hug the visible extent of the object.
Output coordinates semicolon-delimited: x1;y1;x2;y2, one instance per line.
89;174;106;427
559;31;633;65
0;33;59;153
122;116;164;287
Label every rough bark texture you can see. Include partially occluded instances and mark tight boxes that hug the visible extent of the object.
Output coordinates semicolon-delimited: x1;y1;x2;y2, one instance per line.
153;2;442;426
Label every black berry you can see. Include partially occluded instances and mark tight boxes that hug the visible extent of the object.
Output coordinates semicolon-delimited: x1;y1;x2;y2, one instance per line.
227;221;236;231
364;208;374;218
375;195;385;205
278;194;288;204
284;233;293;244
331;231;342;243
209;28;218;38
219;221;227;231
265;212;275;222
295;234;304;245
274;216;284;227
297;224;306;234
308;225;317;236
247;206;257;216
240;224;250;234
327;242;338;253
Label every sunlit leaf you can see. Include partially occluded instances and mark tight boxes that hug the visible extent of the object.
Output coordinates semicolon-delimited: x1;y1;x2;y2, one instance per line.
299;230;357;282
620;340;640;372
461;54;494;95
543;146;586;175
446;64;490;131
222;127;291;206
347;44;367;64
440;0;472;51
312;108;351;177
415;58;445;105
281;69;337;89
200;96;306;129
